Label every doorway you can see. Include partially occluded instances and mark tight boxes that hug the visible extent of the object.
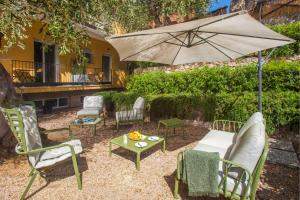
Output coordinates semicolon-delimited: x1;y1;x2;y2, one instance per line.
34;41;56;83
102;54;112;82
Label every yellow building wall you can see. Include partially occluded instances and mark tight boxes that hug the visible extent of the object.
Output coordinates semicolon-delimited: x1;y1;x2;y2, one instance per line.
0;20;127;92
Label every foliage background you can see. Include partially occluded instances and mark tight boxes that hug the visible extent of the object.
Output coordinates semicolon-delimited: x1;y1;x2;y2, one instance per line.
95;60;300;134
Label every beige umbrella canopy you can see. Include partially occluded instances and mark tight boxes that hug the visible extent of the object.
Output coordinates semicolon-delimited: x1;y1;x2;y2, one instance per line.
106;11;294;65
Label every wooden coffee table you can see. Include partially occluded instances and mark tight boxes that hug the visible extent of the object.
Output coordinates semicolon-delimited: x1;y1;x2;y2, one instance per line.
109;134;165;170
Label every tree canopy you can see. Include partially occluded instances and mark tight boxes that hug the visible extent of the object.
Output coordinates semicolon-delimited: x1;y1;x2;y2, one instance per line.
0;0;210;55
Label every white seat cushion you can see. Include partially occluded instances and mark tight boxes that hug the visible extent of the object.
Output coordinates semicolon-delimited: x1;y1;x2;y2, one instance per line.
193;143;228;160
236;112;263;142
116;110;143;122
193;143;230;172
35;139;83;169
229;122;265;178
133;97;145;110
19;105;43;166
83;96;103;109
199;130;235;150
77;108;101;116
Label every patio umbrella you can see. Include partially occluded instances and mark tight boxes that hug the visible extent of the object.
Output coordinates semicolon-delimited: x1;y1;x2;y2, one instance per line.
106;11;295;110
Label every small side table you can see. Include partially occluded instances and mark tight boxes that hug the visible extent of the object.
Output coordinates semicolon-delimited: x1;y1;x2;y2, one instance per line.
69;117;102;137
109;134;165;170
157;118;185;144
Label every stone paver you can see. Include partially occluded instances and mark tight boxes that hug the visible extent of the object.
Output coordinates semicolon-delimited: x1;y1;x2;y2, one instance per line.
267;138;300;168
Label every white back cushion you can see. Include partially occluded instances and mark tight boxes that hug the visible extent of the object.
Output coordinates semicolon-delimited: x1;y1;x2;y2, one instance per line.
229;122;265;176
133;97;145;111
236;112;263;142
19;105;43;166
83;96;103;109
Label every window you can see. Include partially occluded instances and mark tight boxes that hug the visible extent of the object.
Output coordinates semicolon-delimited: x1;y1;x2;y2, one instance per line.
34;100;43;111
80;96;84;104
45;99;57;107
84;48;93;64
58;98;68;107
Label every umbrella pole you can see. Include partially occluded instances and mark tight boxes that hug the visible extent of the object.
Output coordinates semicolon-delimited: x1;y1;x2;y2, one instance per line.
257;48;276;113
258;51;263;112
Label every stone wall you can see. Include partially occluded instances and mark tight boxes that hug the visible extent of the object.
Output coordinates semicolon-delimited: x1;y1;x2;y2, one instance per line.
134;54;300;75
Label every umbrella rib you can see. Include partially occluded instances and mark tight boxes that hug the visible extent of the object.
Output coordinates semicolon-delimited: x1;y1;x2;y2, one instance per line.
165;41;185;46
195;30;292;42
207;40;245;56
171;33;189;65
122;32;187;61
168;33;188;46
190;12;242;43
194;33;233;60
190;33;218;47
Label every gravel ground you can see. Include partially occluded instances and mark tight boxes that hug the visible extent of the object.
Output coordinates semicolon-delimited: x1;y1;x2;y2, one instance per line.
0;108;298;200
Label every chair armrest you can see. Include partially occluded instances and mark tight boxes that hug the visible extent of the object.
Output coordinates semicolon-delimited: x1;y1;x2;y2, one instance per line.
15;143;76;156
211;120;244;133
40;127;73;139
176;151;184;180
40;127;69;134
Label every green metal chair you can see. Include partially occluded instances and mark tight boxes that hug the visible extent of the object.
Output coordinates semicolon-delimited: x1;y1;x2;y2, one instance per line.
115;97;145;131
174;113;269;200
0;104;83;200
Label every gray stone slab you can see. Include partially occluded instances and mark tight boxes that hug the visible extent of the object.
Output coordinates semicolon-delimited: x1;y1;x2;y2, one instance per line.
269;138;295;152
267;148;300;168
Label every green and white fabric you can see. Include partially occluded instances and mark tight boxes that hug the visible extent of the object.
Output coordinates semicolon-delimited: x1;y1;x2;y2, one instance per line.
19;105;83;169
77;96;103;116
116;97;144;122
19;105;43;166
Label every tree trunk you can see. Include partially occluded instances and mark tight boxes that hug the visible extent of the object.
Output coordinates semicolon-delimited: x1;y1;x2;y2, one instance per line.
0;63;21;151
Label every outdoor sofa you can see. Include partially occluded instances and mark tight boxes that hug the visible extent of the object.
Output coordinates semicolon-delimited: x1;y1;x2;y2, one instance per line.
174;112;268;200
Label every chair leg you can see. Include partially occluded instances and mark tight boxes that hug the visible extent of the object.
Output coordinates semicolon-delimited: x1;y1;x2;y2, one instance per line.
174;177;179;199
28;168;35;177
71;155;82;190
20;169;38;200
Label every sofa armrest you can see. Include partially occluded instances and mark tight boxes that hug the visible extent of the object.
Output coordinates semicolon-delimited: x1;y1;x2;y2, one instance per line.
211;120;244;133
176;151;252;199
219;159;252;198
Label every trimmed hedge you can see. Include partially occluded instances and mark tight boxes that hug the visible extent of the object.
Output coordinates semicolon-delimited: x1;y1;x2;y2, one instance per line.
94;61;300;134
94;91;299;134
214;91;299;134
127;61;300;95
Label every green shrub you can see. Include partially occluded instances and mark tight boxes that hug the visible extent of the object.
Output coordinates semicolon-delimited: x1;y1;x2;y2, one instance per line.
112;92;141;110
270;21;300;57
93;91;118;111
127;61;300;95
214;91;300;134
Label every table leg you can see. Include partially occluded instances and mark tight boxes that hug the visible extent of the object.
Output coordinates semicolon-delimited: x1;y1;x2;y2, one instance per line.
109;142;112;157
69;125;74;139
162;140;166;153
93;124;96;136
136;153;141;171
164;132;167;146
